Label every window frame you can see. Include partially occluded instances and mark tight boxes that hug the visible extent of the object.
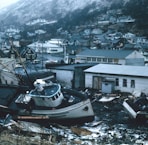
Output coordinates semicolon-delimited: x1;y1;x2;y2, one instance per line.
131;80;135;88
115;78;119;86
123;79;127;87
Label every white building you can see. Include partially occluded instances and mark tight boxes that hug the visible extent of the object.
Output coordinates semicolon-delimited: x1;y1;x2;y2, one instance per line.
48;39;64;46
84;64;148;94
28;40;63;54
75;49;145;65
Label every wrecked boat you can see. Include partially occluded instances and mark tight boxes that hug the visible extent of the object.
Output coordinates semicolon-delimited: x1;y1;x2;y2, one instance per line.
123;95;148;122
1;78;94;125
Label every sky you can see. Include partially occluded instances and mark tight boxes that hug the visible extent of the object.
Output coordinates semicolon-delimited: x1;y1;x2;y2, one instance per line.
0;0;19;9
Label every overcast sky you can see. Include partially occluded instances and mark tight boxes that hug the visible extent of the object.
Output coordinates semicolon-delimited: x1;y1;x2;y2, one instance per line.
0;0;19;9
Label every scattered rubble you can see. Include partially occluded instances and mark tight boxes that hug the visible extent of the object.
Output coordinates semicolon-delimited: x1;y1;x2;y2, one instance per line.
0;92;147;144
71;126;92;136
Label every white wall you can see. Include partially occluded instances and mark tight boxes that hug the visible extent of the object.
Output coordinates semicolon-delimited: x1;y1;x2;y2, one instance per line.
50;69;74;88
85;73;148;94
118;59;125;65
115;76;148;94
85;73;93;88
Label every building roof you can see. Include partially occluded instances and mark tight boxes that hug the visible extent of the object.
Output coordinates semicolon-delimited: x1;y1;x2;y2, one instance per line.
84;64;148;77
28;41;63;48
76;49;134;59
50;63;95;71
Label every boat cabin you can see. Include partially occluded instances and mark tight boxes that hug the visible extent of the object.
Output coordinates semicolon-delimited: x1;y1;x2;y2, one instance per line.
15;79;64;108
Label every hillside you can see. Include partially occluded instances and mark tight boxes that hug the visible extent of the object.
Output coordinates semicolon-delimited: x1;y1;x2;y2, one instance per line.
0;0;147;37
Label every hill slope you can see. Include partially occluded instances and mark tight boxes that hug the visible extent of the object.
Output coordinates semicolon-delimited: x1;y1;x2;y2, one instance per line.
0;0;112;25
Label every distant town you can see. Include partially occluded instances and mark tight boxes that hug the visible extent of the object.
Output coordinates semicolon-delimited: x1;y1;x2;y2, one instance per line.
0;9;148;95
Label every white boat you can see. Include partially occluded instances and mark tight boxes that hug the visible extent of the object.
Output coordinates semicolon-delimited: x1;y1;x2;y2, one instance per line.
7;78;94;125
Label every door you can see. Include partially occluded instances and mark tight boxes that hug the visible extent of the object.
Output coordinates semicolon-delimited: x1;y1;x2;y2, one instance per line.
93;76;102;91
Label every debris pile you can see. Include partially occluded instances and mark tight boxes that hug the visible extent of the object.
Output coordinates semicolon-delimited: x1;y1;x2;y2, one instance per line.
0;91;147;144
0;117;147;145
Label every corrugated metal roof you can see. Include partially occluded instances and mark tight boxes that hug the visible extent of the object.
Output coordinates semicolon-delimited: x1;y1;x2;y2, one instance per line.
84;64;148;77
76;49;134;59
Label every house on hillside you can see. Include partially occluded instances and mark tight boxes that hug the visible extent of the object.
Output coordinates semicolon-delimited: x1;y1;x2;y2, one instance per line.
117;16;135;23
21;47;37;61
123;32;136;44
5;28;20;36
28;41;64;54
35;29;46;35
84;64;148;94
48;39;65;46
75;49;145;65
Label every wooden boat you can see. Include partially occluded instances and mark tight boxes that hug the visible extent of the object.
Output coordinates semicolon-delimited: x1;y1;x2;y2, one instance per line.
2;78;94;125
123;96;148;122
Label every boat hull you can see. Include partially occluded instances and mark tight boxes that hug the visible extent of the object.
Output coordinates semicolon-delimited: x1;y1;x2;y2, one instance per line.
16;99;94;125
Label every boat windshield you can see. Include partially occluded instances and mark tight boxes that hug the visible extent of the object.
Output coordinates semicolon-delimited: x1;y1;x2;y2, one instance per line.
30;84;61;98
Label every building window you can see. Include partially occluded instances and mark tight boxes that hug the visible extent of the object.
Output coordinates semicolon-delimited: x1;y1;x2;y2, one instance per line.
92;57;96;62
103;58;107;63
108;58;113;63
114;59;118;64
131;80;135;88
123;79;127;87
87;57;91;61
115;78;119;86
97;58;101;62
